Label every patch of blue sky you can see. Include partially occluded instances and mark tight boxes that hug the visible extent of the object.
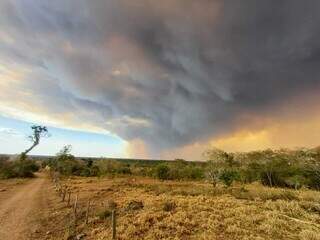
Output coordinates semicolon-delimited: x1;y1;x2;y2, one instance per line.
0;114;126;157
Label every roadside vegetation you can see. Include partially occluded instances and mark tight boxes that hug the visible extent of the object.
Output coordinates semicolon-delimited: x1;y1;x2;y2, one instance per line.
0;125;48;179
0;155;39;178
42;146;320;191
1;125;320;239
40;174;320;240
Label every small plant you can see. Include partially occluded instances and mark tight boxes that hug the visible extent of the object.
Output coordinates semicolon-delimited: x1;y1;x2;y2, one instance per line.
162;201;177;212
97;209;112;220
126;200;144;211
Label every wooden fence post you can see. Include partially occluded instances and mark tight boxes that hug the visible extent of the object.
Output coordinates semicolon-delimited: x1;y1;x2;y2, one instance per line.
67;191;71;207
112;210;116;240
62;187;67;202
73;194;79;225
85;200;91;224
74;194;78;215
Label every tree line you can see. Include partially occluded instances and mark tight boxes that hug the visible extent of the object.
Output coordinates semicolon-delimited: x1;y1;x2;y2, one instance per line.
1;125;320;190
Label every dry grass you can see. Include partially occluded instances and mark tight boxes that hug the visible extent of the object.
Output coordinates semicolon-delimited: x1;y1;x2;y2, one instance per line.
44;176;320;240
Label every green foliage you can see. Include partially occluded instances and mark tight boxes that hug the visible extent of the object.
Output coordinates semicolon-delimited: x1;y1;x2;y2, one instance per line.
304;166;320;190
152;160;205;181
242;161;262;183
155;164;170;180
184;166;204;180
0;157;39;179
97;209;112;220
46;145;99;177
96;159;132;176
33;144;320;191
220;169;240;187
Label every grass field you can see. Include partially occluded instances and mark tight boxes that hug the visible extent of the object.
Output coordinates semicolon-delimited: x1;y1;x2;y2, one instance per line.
40;175;320;240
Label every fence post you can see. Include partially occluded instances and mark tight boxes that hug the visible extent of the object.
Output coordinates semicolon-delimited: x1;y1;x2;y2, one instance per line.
85;200;91;225
67;191;71;207
62;187;67;202
74;194;78;215
73;194;79;225
112;210;116;240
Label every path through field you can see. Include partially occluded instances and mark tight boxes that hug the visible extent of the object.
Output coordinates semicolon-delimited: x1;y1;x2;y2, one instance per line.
0;174;50;240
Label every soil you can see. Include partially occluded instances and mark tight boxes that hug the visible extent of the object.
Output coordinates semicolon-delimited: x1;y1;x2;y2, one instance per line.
0;174;54;240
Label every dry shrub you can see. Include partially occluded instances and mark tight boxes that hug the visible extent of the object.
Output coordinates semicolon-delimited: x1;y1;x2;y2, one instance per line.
52;176;320;240
299;189;320;202
232;184;298;201
162;201;177;212
299;201;320;214
96;209;112;220
299;230;320;240
265;200;305;218
126;200;144;211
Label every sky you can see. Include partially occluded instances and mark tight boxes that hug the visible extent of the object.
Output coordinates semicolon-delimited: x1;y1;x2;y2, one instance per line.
1;1;320;160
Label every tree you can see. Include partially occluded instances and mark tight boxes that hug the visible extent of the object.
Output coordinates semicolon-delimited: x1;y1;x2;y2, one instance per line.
55;145;78;175
205;160;223;187
22;125;49;157
203;148;227;187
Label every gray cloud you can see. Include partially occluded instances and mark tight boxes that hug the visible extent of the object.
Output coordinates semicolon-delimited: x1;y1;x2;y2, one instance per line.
1;0;320;154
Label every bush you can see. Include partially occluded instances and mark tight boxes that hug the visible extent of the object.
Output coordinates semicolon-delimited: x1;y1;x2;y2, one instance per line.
304;167;320;190
155;164;170;180
96;159;117;175
12;159;39;178
162;201;177;212
126;200;144;211
184;166;204;180
47;146;98;177
97;209;112;220
259;159;294;187
116;166;132;175
242;162;262;183
220;169;240;187
0;158;39;179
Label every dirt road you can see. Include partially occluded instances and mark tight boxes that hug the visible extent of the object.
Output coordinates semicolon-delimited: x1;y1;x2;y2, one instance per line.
0;175;50;240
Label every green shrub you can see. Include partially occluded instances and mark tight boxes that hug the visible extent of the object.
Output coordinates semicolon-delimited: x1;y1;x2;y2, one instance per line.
155;164;170;180
116;166;132;175
304;167;320;190
184;166;204;180
96;159;122;176
97;209;112;220
13;159;39;177
242;162;262;183
220;169;240;187
0;158;39;179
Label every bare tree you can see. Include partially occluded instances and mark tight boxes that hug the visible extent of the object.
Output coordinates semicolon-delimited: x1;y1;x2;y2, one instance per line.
203;148;228;187
22;125;49;157
206;160;223;187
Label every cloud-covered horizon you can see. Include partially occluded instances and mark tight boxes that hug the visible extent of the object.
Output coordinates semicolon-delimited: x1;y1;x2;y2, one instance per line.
1;0;320;158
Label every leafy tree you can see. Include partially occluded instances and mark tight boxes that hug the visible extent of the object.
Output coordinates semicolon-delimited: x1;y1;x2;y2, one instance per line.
204;148;238;186
55;145;79;175
21;125;49;158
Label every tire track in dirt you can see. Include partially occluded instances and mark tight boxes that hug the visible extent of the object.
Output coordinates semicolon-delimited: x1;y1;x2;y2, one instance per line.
0;175;47;240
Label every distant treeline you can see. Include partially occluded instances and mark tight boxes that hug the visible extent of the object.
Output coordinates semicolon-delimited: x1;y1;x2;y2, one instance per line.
1;146;320;190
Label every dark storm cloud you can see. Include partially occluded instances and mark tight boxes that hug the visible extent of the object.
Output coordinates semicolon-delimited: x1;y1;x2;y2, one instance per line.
1;0;320;153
